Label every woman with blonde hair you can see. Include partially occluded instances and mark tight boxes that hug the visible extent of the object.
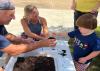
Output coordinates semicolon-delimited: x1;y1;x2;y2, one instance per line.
21;5;49;41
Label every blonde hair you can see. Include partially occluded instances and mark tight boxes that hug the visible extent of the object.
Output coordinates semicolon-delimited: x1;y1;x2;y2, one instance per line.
24;5;39;18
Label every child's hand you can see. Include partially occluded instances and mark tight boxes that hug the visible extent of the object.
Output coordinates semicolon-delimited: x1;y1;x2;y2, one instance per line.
78;57;87;64
51;32;57;37
38;39;56;47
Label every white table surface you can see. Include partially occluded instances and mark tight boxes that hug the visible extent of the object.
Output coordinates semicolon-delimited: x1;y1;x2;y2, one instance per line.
5;40;76;71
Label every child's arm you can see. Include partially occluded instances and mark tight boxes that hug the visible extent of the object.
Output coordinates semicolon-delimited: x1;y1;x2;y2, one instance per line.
52;32;68;37
78;51;100;64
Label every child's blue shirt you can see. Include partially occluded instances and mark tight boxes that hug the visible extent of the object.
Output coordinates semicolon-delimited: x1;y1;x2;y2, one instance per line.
68;29;100;64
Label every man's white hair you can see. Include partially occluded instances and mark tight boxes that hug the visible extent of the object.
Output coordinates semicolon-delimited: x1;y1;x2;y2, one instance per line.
0;0;15;10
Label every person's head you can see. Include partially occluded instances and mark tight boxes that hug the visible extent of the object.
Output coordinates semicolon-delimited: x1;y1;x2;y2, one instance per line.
76;13;97;35
0;1;15;25
24;5;39;21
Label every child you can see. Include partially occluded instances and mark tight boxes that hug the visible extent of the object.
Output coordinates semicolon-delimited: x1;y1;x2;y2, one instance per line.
52;13;100;71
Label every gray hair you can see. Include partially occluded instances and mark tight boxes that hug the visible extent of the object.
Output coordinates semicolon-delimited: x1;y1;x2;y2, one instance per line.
0;0;15;10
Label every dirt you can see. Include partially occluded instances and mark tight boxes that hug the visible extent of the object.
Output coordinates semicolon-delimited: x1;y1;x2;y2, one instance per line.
13;56;55;71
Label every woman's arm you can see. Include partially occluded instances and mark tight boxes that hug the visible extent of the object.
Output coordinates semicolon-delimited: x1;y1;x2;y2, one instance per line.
21;18;45;40
40;17;49;38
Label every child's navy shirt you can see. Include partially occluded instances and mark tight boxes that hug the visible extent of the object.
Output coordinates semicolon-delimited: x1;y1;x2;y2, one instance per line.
68;29;100;64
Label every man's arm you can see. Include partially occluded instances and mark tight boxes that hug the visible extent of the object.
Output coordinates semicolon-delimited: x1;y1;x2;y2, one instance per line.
0;39;56;56
5;33;33;44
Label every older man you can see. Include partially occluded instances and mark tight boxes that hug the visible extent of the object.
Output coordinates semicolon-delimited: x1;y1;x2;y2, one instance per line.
0;1;56;71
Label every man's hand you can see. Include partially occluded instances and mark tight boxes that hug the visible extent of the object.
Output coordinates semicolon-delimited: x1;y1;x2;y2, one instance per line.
0;67;4;71
5;33;16;41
